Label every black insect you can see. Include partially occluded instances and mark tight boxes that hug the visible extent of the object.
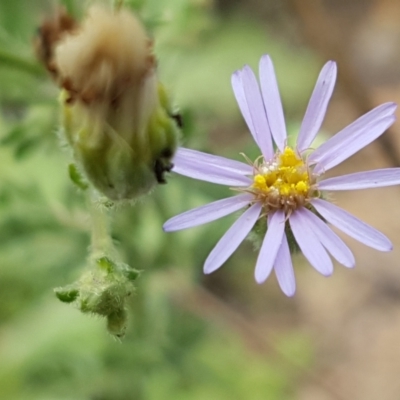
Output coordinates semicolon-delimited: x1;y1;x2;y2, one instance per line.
154;148;174;184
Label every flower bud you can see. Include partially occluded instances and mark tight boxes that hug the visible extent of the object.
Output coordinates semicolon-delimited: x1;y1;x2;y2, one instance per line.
55;256;140;338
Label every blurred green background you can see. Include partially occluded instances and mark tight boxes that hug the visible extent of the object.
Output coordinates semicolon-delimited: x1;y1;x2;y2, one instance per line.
1;0;400;399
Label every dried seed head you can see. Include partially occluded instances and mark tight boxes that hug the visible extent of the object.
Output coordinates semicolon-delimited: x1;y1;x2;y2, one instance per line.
54;6;155;106
37;6;180;201
34;7;78;78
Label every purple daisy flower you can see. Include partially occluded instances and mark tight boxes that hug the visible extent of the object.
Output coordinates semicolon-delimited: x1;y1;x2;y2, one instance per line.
163;54;400;296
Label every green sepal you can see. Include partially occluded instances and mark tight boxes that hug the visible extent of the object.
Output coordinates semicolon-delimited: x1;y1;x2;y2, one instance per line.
54;286;79;303
68;163;89;190
107;309;128;339
96;256;116;273
120;263;140;282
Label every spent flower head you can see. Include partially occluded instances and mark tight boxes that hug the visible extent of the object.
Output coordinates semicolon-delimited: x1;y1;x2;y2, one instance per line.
164;55;400;296
36;6;180;201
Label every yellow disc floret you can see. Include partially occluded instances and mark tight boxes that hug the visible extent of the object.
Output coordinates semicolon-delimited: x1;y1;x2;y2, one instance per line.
251;147;311;211
253;174;267;190
295;180;309;194
278;147;303;167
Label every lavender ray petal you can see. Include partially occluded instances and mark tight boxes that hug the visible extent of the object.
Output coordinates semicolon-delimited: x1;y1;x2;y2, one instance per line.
173;149;252;186
318;168;400;191
241;65;274;159
259;55;287;152
172;163;252;186
175;147;253;174
204;202;262;274
254;210;286;284
311;199;392;251
289;210;333;276
299;207;355;268
274;234;296;296
231;71;256;141
297;61;337;153
313;116;395;174
163;194;253;232
309;102;397;165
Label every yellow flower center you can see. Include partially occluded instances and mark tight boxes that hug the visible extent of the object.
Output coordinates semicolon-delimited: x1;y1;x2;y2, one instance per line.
251;147;311;211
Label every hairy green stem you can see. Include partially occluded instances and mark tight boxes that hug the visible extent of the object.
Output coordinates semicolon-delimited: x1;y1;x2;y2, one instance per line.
88;193;115;259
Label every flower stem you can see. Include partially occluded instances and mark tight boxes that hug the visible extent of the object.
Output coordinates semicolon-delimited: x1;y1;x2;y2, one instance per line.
88;192;115;260
0;49;45;78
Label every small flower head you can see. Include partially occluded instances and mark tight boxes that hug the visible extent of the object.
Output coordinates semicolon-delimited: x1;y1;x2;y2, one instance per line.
164;55;400;296
249;147;314;212
37;6;180;200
